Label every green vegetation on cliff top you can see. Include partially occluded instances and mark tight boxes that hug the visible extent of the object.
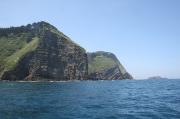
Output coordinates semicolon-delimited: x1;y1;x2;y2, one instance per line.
0;35;39;77
88;51;127;75
5;37;39;70
88;55;117;74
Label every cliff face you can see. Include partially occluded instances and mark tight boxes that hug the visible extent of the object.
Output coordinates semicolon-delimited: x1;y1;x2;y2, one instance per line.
0;22;88;81
0;21;132;81
87;51;133;80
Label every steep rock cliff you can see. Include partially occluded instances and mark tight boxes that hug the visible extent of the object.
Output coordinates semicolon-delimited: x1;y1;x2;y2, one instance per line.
87;51;133;80
0;22;88;81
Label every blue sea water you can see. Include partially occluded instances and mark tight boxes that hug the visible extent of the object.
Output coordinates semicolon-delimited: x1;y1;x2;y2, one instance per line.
0;79;180;119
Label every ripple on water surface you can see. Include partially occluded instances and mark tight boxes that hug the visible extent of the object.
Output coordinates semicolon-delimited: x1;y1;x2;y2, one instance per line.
0;79;180;119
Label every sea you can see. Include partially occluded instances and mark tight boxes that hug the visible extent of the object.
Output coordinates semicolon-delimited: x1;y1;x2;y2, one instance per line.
0;79;180;119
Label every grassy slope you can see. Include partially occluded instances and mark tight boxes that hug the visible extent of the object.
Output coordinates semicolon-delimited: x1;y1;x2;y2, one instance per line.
5;37;39;70
0;34;39;77
0;34;26;63
88;55;117;73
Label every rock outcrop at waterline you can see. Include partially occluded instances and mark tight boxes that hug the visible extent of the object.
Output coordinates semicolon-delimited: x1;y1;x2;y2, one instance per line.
87;51;133;80
0;21;132;81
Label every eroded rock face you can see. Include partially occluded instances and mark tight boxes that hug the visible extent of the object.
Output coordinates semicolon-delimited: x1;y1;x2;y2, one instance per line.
88;66;123;80
87;51;133;80
1;22;88;81
31;31;88;80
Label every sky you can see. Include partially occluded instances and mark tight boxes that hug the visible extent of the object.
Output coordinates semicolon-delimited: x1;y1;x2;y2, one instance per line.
0;0;180;79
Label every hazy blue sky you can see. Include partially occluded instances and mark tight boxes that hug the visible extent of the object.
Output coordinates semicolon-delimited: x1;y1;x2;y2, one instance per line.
0;0;180;79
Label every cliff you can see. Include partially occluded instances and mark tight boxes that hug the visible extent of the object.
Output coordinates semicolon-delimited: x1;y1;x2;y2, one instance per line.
0;21;88;81
87;51;133;80
0;21;132;81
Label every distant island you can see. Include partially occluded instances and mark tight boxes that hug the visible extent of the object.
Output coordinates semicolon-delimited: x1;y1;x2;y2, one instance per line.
0;21;133;81
148;76;168;80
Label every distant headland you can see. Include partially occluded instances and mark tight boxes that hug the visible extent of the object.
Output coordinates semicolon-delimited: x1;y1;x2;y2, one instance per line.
147;76;168;80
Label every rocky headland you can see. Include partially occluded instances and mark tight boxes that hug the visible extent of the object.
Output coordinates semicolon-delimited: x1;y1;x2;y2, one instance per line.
0;21;133;81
